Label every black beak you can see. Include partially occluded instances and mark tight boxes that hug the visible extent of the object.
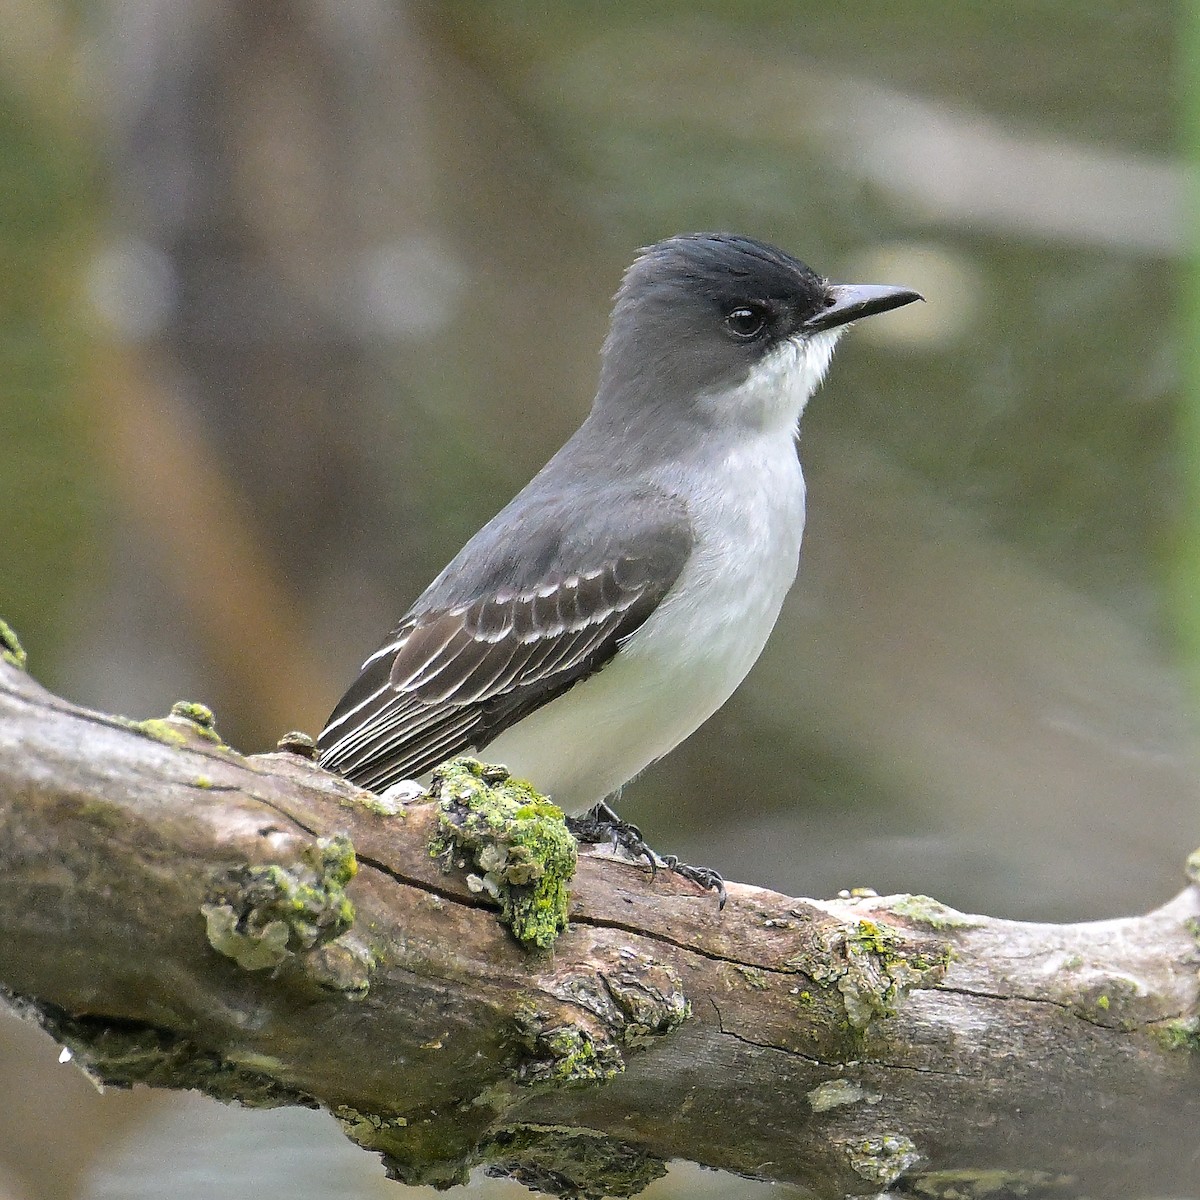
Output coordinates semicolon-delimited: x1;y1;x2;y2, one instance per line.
805;283;923;333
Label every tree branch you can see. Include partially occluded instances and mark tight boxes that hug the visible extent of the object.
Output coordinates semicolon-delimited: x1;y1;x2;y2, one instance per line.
1;655;1198;1199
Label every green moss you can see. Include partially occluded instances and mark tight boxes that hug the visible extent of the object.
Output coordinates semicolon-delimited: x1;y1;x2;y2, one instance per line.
193;776;213;789
317;832;358;888
202;833;361;984
889;894;979;929
843;922;912;1026
851;918;896;957
513;1002;623;1087
118;703;226;749
128;717;190;748
1095;993;1110;1010
170;700;216;728
340;1116;668;1198
1150;1017;1200;1054
483;1125;667;1199
336;1107;483;1190
276;730;318;759
810;918;950;1031
430;758;576;950
539;1026;621;1085
0;618;27;670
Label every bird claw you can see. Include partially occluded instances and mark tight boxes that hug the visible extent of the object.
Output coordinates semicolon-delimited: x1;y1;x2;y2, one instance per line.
567;803;725;908
660;855;727;910
567;802;656;871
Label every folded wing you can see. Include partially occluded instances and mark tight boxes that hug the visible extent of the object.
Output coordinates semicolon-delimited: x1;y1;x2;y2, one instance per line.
318;514;692;793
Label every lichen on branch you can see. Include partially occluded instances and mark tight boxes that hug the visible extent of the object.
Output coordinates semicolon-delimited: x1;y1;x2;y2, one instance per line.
429;758;577;950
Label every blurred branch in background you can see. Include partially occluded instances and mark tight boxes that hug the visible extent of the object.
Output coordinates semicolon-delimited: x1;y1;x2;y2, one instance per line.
0;4;99;679
1178;2;1200;703
0;9;163;1198
86;344;336;732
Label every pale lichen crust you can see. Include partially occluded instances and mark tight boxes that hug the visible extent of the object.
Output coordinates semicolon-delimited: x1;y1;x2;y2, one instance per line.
1186;846;1200;887
202;833;369;995
430;758;576;951
807;1077;879;1112
0;618;27;670
888;894;979;930
811;917;951;1030
836;1131;921;1186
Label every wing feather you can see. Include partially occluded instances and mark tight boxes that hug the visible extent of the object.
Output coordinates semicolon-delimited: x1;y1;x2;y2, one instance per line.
317;492;693;791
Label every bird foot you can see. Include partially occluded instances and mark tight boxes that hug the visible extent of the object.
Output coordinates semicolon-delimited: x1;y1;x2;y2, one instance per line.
659;855;727;910
567;802;726;908
567;801;655;871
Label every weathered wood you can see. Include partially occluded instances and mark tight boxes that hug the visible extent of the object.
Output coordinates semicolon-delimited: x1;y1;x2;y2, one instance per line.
0;657;1197;1198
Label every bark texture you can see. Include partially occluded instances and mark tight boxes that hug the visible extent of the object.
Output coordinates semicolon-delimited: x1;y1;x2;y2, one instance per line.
0;656;1198;1198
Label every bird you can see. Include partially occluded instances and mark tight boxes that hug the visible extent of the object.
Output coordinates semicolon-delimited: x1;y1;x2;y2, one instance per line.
318;233;920;889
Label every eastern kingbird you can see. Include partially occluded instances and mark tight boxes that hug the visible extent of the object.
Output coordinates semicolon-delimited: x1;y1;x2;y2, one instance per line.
319;233;919;835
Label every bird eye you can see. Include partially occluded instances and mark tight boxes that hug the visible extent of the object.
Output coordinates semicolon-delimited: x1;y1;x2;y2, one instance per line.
724;304;768;340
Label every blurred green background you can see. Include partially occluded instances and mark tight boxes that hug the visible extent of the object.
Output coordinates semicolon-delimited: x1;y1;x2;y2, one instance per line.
2;1;1197;1196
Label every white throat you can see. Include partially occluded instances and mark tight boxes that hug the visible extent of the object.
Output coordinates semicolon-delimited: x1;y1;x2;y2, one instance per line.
707;328;843;434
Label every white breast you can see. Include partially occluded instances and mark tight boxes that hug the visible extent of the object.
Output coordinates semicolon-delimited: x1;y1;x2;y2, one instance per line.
481;429;806;812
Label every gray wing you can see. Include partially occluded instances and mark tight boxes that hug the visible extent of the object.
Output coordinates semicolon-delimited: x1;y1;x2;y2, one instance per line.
317;495;693;794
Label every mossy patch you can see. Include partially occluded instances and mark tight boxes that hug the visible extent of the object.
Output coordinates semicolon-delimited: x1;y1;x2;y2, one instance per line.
889;894;979;930
202;833;361;983
336;1106;483;1190
513;1002;624;1087
811;918;950;1030
0;618;27;669
276;730;318;759
117;700;226;749
341;789;412;818
170;700;217;729
483;1125;667;1199
430;758;576;951
1149;1017;1200;1054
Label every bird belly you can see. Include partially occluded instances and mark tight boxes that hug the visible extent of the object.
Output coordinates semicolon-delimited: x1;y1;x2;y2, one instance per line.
480;439;805;812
